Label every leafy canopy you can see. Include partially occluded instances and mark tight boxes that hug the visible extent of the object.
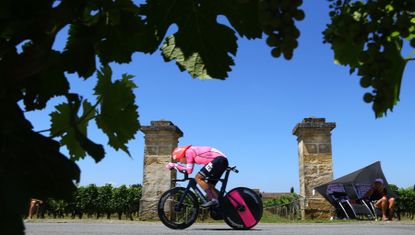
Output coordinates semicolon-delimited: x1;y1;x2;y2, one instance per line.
324;0;415;117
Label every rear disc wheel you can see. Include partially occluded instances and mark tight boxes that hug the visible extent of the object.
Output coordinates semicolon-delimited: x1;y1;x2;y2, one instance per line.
221;187;263;230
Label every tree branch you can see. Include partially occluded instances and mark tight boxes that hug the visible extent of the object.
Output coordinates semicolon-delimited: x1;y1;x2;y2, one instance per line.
36;128;52;134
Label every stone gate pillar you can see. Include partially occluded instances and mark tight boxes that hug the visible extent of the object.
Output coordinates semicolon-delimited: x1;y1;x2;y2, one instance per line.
139;120;183;220
293;117;336;219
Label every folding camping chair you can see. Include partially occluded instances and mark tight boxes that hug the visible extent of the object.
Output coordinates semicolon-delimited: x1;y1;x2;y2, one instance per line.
353;184;377;220
327;183;356;219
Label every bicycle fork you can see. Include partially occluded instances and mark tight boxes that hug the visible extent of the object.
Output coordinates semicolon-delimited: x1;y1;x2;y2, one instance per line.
175;179;207;211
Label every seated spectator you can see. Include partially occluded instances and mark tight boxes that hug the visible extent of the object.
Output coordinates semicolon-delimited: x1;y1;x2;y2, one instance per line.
364;178;395;221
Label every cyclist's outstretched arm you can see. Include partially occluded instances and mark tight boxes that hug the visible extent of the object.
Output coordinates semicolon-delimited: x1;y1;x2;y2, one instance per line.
166;150;195;174
173;163;194;174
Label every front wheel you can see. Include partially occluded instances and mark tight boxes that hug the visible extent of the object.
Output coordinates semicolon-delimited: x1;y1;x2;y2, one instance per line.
158;187;199;229
221;187;263;230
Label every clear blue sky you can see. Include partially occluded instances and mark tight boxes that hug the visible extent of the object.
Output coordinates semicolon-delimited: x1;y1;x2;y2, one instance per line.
25;1;415;193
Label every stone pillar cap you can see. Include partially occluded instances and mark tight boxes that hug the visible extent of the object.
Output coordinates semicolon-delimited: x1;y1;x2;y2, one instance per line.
292;117;336;136
141;120;183;137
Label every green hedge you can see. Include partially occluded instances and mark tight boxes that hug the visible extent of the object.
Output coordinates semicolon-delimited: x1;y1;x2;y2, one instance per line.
391;185;415;219
264;193;299;207
35;184;142;220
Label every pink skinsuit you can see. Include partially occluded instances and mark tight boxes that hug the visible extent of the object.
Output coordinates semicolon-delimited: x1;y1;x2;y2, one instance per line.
174;146;226;174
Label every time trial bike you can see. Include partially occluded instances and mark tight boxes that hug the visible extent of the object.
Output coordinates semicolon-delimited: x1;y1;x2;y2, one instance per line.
158;166;263;230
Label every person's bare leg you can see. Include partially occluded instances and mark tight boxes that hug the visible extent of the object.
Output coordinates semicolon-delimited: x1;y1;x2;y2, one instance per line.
196;173;220;208
195;173;217;199
28;200;35;219
195;173;208;189
388;198;395;220
375;198;388;221
207;183;219;198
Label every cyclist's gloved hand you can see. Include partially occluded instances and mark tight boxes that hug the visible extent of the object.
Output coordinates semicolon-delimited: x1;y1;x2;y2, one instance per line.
166;162;176;170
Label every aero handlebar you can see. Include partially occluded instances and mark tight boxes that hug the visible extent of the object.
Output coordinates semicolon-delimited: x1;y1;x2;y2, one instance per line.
173;166;238;182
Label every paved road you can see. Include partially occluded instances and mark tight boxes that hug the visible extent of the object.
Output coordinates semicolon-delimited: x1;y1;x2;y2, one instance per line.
25;221;415;235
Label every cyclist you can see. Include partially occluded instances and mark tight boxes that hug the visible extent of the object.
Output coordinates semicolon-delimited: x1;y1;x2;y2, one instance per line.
166;145;228;208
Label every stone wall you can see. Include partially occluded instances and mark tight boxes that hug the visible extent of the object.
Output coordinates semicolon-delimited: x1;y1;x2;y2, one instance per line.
293;117;336;219
139;120;182;220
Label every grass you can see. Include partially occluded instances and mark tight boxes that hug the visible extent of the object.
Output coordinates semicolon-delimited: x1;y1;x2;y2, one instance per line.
258;211;343;224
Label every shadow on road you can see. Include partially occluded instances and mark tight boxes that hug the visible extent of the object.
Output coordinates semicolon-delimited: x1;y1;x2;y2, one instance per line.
193;228;262;231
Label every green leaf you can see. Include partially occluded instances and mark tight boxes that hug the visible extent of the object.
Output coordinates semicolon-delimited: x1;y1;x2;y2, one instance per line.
332;36;364;66
22;52;69;111
161;35;210;78
372;41;407;117
50;102;71;137
139;0;188;46
219;0;263;39
329;15;366;67
60;129;85;160
50;99;104;161
94;66;140;155
161;22;237;79
63;24;97;78
95;0;157;64
141;0;238;79
75;104;105;162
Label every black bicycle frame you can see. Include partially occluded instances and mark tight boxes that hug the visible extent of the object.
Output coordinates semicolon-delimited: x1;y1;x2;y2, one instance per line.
172;167;237;208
